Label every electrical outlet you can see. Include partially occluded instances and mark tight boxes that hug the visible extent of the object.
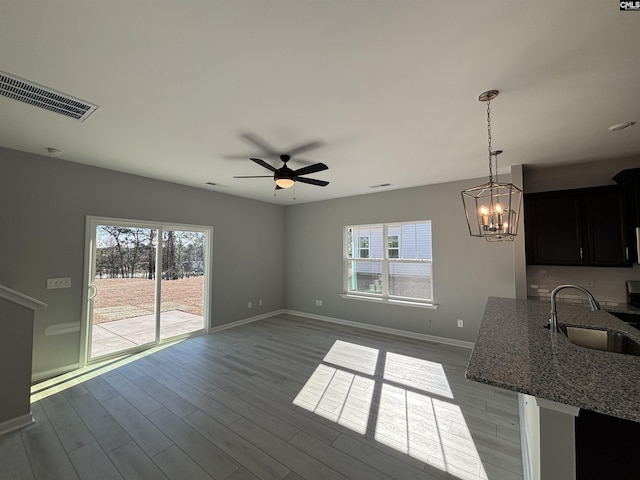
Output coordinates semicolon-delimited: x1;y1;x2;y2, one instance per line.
315;299;323;306
259;299;263;306
457;319;464;328
47;277;71;289
248;301;252;309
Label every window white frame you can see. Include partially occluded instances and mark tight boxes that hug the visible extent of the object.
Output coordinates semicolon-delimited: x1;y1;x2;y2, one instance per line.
343;221;435;307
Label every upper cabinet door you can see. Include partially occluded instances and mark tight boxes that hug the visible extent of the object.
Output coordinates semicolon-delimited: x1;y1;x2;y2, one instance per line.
585;188;629;267
525;186;631;267
525;193;584;265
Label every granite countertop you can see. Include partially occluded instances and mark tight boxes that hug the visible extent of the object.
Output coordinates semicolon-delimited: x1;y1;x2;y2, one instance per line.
466;297;640;422
604;303;640;315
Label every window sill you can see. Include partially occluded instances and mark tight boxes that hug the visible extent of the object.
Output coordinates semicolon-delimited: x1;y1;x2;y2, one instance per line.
339;294;438;309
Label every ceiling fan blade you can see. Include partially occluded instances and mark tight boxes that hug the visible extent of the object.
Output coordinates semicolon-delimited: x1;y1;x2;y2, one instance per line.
296;177;329;187
293;162;328;176
286;140;325;156
233;175;273;178
241;133;280;156
250;158;278;172
224;154;259;160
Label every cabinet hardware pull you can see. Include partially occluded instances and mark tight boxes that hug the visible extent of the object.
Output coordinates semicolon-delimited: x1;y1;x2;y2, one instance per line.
626;247;629;261
579;247;583;259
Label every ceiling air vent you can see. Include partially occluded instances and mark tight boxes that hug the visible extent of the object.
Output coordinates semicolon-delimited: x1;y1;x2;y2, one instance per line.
0;71;98;121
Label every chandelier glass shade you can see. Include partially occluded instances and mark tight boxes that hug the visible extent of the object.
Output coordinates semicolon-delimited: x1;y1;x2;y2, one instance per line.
461;90;522;241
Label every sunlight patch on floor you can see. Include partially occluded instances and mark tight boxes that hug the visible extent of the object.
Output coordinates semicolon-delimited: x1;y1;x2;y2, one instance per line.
384;351;453;399
292;364;374;434
375;384;487;480
30;339;184;402
322;339;379;375
294;340;488;480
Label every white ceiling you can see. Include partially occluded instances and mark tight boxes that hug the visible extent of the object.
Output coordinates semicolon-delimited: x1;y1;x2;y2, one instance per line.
1;1;639;205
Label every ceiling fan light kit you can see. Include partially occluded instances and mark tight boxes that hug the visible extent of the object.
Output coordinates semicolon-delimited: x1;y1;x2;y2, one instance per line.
461;90;522;242
275;178;295;189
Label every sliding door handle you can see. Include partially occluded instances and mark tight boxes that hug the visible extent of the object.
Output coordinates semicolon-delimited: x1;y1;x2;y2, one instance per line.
88;283;98;299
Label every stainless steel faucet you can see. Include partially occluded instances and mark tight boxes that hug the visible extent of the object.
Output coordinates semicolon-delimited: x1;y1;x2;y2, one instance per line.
549;284;600;332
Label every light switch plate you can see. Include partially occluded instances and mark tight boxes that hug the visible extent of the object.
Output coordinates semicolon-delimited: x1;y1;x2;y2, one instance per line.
47;277;71;289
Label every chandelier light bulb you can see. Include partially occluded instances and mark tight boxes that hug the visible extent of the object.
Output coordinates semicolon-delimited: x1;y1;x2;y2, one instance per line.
479;206;489;226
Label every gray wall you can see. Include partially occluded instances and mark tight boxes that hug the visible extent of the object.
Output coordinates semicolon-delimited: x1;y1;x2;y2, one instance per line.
0;147;285;378
0;298;35;425
283;178;517;343
523;156;639;194
0;145;523;378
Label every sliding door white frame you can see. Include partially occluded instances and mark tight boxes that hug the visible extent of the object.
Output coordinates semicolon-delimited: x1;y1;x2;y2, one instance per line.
79;215;213;367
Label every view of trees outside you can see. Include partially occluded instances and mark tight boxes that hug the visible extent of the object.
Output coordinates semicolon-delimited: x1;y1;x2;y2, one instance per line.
95;226;205;280
92;226;205;324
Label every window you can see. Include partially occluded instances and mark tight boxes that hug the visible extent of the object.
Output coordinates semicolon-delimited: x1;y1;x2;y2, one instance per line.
345;221;433;303
359;236;370;258
387;235;399;259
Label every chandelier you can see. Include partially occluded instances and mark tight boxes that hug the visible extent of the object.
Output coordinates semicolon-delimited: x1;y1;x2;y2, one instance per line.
461;90;522;241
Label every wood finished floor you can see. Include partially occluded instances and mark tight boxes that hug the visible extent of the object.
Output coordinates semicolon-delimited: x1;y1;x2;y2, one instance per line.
1;314;523;480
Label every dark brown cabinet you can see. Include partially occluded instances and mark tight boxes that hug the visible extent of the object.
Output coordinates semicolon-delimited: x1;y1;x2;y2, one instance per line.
525;186;631;267
525;193;583;265
613;168;640;226
575;409;640;480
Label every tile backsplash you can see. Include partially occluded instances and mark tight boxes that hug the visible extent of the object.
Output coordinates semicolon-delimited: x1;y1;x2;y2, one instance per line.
527;264;640;307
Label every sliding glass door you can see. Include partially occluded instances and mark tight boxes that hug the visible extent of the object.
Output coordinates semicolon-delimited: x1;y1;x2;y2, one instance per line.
159;229;206;341
83;217;211;362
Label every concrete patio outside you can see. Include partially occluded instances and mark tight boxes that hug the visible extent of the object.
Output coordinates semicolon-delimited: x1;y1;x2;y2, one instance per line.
91;310;204;358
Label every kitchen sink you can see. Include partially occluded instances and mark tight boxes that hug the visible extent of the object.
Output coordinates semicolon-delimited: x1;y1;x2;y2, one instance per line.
559;326;640;356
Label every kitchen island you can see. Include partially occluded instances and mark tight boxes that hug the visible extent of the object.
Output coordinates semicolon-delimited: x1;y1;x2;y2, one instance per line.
466;297;640;480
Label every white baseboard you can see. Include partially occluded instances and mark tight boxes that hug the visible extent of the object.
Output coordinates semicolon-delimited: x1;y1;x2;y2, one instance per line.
283;309;475;349
209;309;285;333
0;412;34;436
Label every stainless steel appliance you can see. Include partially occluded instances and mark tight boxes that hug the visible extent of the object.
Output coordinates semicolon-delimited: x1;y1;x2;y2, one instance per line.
627;280;640;308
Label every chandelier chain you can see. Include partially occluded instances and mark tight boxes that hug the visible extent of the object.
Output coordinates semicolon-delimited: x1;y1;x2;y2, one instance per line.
486;98;493;184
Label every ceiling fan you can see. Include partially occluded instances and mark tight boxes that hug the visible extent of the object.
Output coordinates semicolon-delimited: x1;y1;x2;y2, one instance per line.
234;154;329;189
